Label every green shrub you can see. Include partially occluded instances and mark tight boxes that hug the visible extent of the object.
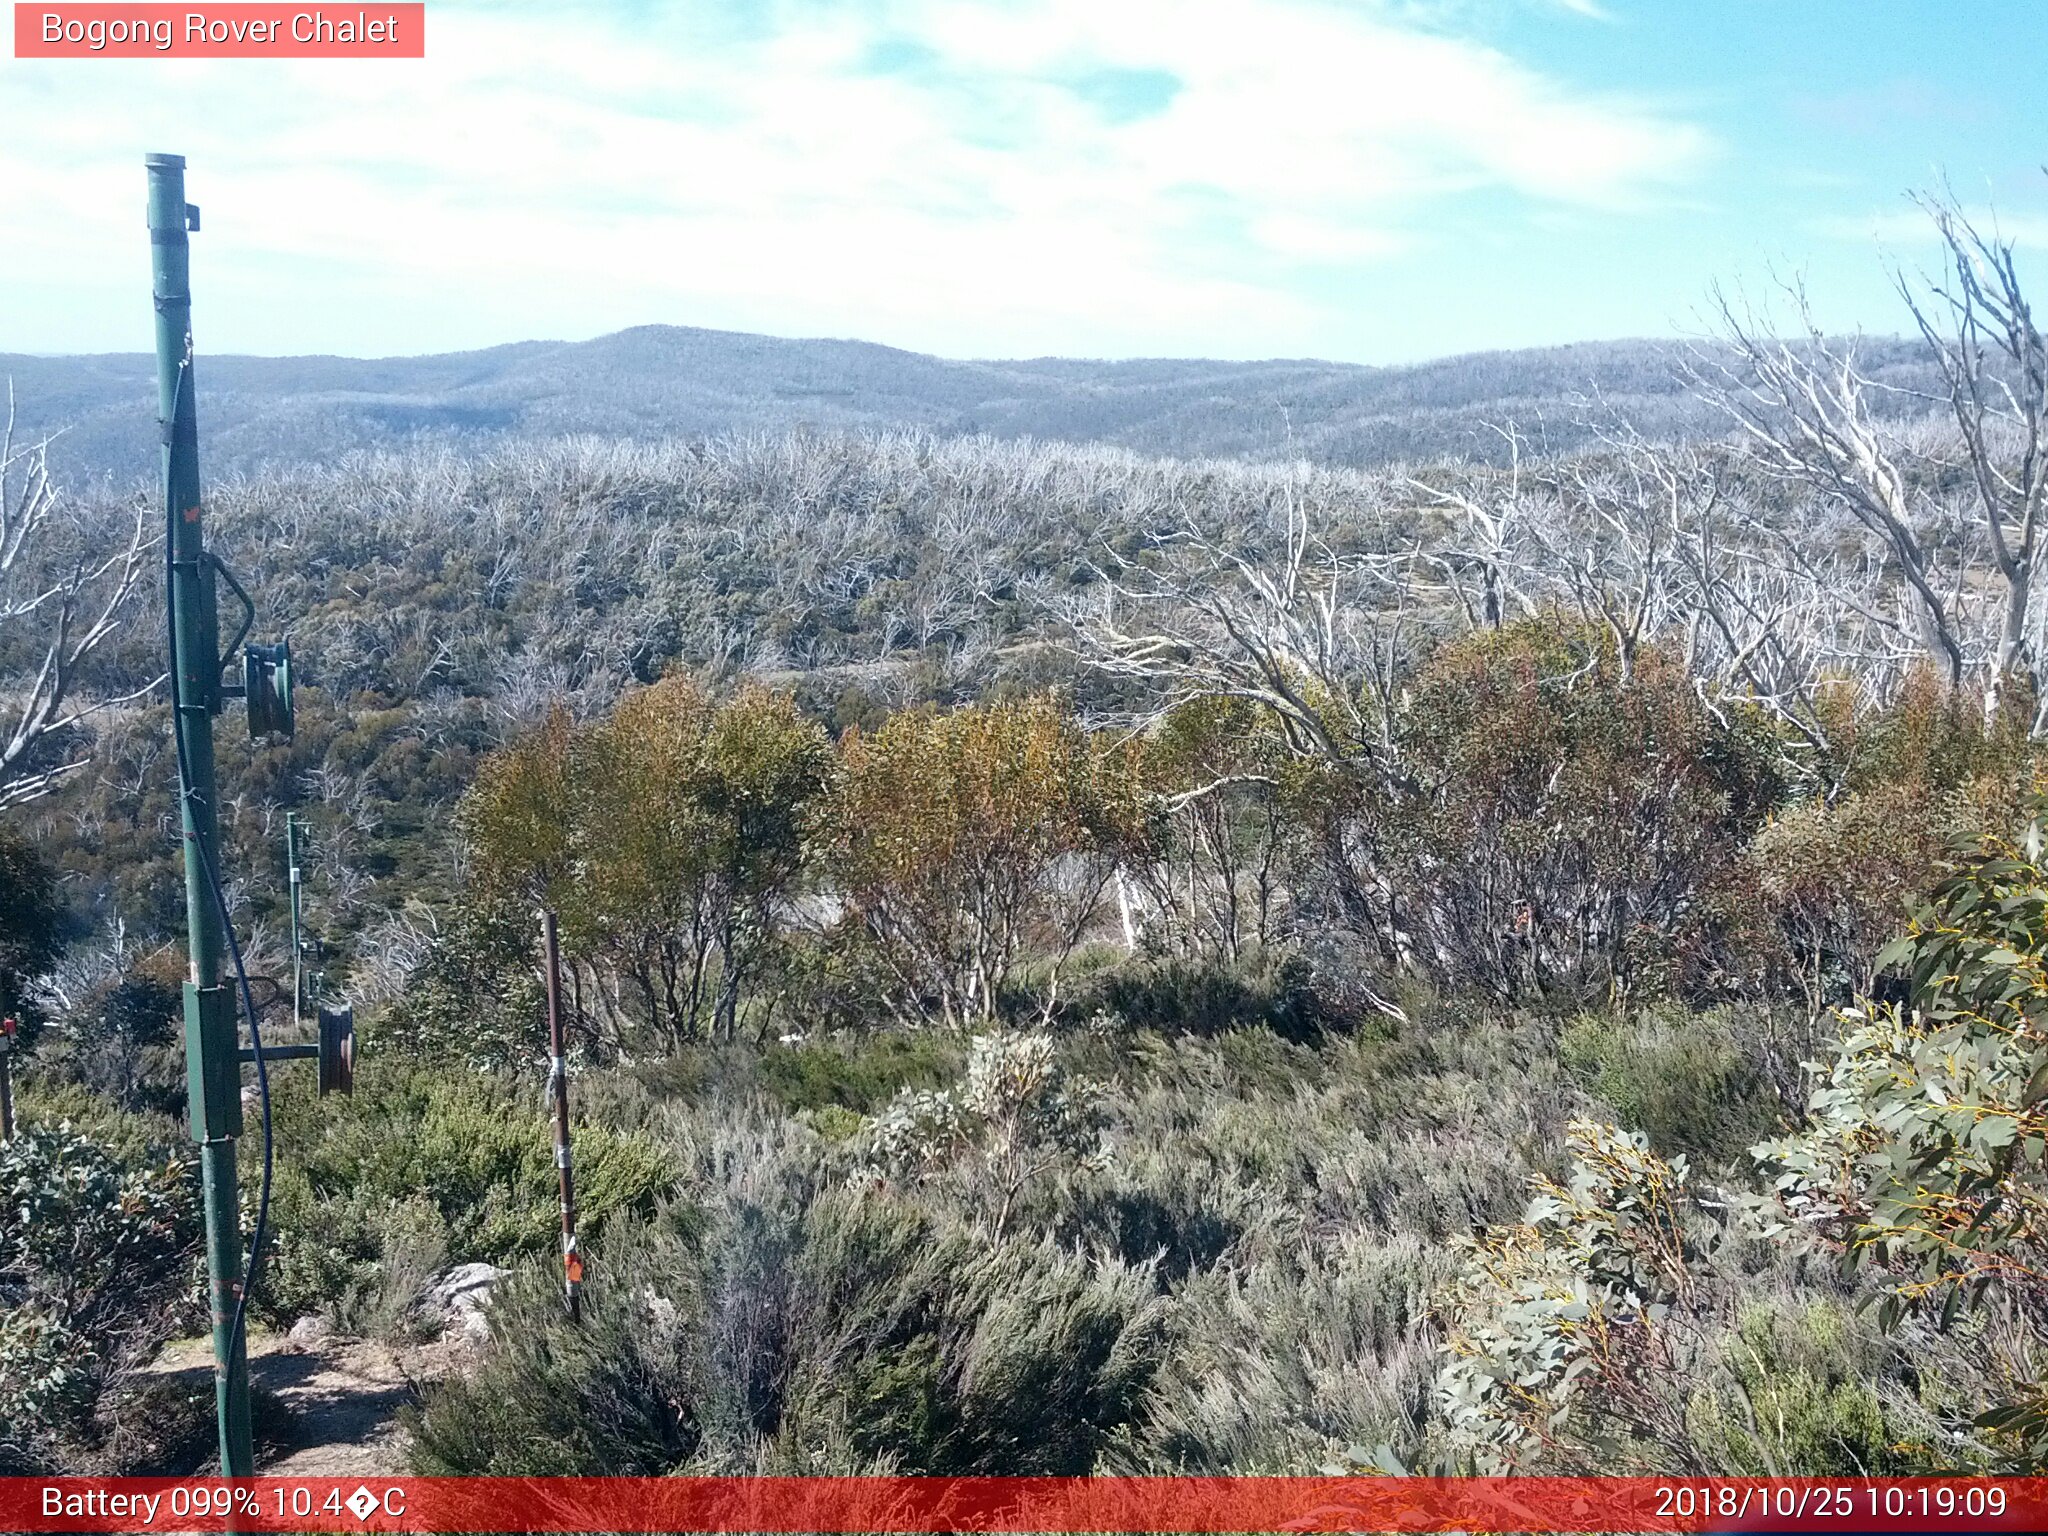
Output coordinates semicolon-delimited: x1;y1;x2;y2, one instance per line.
1833;665;2035;798
1685;1302;1921;1476
1070;956;1329;1042
410;1194;1164;1476
1559;1007;1782;1165
0;1124;199;1467
8;1077;183;1167
257;1057;675;1325
803;1104;866;1144
1727;779;2024;1011
373;899;544;1073
758;1032;960;1115
1063;1176;1243;1283
1748;809;2048;1465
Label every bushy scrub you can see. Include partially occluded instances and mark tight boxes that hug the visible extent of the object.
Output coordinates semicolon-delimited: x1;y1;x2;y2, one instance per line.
1071;954;1329;1041
1732;786;1952;1010
1729;779;2027;1014
1128;695;1293;965
0;1124;198;1469
409;1192;1164;1476
829;695;1147;1026
856;1030;1108;1239
374;897;545;1073
0;825;66;1041
1830;665;2036;800
259;1056;676;1328
405;1225;704;1475
1719;669;2035;1011
757;1031;960;1115
1559;1007;1785;1166
1302;619;1783;1003
1124;1224;1452;1473
1685;1302;1928;1477
1749;812;2048;1464
1426;806;2048;1475
9;1077;184;1168
1438;1115;1985;1475
49;958;185;1115
1439;1119;1709;1472
460;679;833;1051
411;1001;1594;1478
1055;1008;1580;1470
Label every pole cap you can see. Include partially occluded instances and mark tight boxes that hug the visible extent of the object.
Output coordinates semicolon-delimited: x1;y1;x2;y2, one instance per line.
144;152;186;169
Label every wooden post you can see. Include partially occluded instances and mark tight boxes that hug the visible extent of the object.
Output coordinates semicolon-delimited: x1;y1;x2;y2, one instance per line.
0;1016;17;1142
540;910;581;1321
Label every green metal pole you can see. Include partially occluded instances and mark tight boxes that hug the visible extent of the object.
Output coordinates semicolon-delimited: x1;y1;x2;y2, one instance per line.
148;151;253;1479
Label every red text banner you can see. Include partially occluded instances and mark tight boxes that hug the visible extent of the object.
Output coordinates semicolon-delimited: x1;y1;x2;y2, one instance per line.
5;1476;2046;1534
14;4;425;57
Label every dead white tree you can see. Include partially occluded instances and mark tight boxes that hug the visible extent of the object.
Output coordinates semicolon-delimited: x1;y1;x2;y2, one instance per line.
1065;469;1419;1004
1405;421;1544;634
0;389;157;809
1901;186;2048;728
1695;183;2046;728
1523;423;1695;684
1070;472;1417;769
1411;407;1917;786
1695;281;1969;689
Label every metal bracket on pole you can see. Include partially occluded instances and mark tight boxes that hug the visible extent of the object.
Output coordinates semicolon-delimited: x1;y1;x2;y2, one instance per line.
183;983;241;1141
233;1011;353;1097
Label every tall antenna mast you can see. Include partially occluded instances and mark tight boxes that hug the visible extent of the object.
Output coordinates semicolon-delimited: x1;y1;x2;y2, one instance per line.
149;152;335;1479
147;149;254;1479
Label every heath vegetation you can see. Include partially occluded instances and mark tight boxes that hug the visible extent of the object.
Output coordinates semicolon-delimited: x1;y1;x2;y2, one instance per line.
4;186;2048;1477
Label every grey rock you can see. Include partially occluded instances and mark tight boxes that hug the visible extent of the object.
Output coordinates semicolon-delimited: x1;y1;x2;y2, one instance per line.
420;1262;509;1340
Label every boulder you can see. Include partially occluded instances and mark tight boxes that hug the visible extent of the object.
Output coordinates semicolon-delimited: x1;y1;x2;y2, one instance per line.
420;1262;509;1341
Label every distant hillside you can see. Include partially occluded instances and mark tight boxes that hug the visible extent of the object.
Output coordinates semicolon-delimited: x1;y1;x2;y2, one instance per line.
2;324;1939;484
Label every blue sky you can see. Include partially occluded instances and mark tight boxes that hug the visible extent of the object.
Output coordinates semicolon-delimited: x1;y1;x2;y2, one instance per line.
2;0;2043;362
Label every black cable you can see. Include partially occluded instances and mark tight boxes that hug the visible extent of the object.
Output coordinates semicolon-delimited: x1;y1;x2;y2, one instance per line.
206;840;273;1368
162;354;274;1381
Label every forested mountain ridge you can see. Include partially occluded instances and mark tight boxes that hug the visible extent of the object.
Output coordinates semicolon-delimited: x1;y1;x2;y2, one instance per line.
2;324;1940;484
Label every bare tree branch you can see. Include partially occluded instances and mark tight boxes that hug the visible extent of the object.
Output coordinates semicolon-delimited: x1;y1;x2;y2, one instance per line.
0;385;161;809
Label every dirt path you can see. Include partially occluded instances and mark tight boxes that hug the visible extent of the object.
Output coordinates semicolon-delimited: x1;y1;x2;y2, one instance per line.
145;1331;431;1475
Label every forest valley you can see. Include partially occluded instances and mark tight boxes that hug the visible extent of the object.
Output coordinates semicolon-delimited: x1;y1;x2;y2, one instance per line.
4;188;2048;1478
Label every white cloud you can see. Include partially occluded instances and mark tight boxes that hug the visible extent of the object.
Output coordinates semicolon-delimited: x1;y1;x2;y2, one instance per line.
0;0;1711;356
1249;215;1412;262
